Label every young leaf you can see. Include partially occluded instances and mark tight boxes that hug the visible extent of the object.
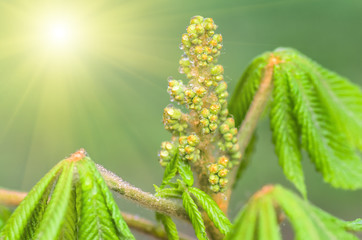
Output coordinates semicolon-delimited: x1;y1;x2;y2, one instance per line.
0;206;11;231
0;161;63;239
228;53;269;128
178;160;194;187
257;195;281;240
77;158;135;240
154;185;183;199
294;53;362;150
161;150;180;188
284;57;362;190
33;162;75;240
270;64;306;197
182;191;208;240
85;159;135;239
227;185;359;240
224;198;259;240
156;213;179;240
273;185;358;240
188;187;231;235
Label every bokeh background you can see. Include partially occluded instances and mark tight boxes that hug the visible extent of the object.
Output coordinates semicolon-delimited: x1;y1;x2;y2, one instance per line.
0;0;361;238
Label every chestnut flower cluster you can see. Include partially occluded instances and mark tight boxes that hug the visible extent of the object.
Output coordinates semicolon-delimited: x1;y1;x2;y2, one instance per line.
159;16;241;193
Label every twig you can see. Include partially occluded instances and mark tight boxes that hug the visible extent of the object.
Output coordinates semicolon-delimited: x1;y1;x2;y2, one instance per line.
0;187;194;239
122;213;195;240
0;188;27;206
96;164;189;221
227;55;280;199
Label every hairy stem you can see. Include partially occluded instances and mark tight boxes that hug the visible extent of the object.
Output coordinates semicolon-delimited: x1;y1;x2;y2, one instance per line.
0;188;194;240
227;55;280;201
96;164;189;221
121;213;195;240
0;188;27;206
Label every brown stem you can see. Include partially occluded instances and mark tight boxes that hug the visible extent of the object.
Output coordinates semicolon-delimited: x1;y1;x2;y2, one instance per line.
236;55;279;162
0;188;194;240
0;188;27;206
122;213;195;240
96;164;190;221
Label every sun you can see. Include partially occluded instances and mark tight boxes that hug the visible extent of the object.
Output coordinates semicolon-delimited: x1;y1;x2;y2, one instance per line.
47;20;73;47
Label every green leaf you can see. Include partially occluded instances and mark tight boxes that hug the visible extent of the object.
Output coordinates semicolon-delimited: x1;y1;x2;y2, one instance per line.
224;199;258;240
154;185;183;199
58;179;77;240
0;206;11;231
33;162;75;240
161;149;180;188
257;195;281;240
182;191;208;240
178;160;194;187
273;185;358;240
228;53;270;128
156;213;179;240
0;161;63;239
188;187;231;235
283;55;362;189
270;63;306;197
292;52;362;150
77;159;135;240
86;159;135;240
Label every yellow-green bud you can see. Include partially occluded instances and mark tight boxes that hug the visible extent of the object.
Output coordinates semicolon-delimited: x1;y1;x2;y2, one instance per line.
218;156;229;167
190;15;204;25
200;118;209;127
219;123;230;134
200;108;210;118
209;114;218;123
219;178;228;187
211;65;224;75
213;34;223;43
210;185;220;193
208;174;219;185
187;134;200;146
210;103;221;114
185;146;195;154
224;133;233;142
208;163;219;174
209;123;218;132
218;169;229;178
225;118;235;128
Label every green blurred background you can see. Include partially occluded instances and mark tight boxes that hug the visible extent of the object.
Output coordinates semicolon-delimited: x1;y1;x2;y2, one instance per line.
0;0;361;238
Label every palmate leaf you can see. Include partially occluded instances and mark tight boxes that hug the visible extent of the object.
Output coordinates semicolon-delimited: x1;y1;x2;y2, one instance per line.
160;149;180;188
0;150;135;240
155;213;179;240
276;51;362;190
178;160;194;187
270;64;305;197
273;185;359;240
182;191;208;240
226;185;360;240
230;47;362;194
225;186;281;240
0;161;63;239
188;187;231;235
228;53;269;186
0;206;11;231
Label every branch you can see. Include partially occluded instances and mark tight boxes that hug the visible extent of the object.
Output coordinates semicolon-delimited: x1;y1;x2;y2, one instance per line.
0;188;27;206
96;164;189;221
228;55;280;188
237;55;279;157
122;213;195;240
0;187;194;240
